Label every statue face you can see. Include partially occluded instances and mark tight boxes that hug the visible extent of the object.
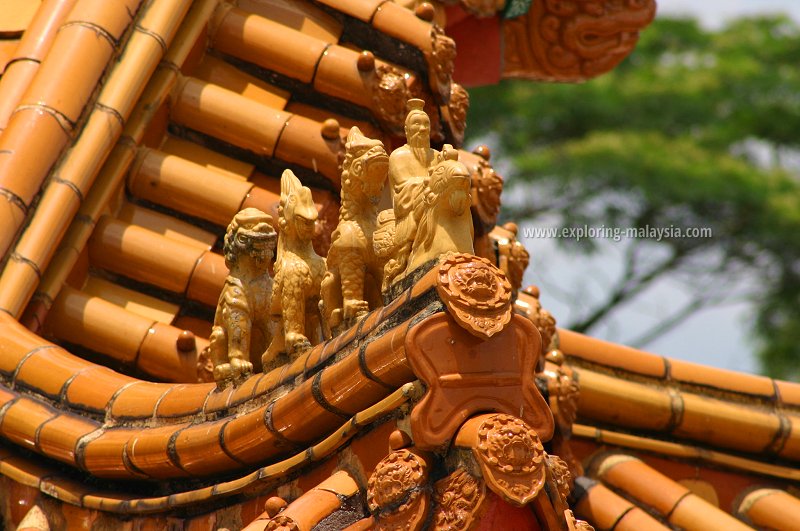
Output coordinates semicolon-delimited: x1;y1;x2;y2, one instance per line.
295;215;316;240
237;228;276;265
405;113;430;147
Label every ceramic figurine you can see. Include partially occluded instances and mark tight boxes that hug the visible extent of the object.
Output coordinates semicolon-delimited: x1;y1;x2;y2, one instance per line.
377;98;459;289
404;158;474;273
320;127;389;335
208;208;277;387
263;170;326;367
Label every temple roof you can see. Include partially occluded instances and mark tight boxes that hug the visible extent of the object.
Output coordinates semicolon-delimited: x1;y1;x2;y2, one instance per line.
0;1;796;530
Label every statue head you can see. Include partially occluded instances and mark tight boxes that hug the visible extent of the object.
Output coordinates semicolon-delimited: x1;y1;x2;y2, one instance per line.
342;126;388;203
428;158;472;216
279;169;318;241
223;208;276;269
404;99;431;149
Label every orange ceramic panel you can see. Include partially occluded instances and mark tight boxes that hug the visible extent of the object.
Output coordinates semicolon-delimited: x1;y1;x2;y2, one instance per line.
407;313;553;450
14;347;91;399
0;397;55;451
173;420;241;476
669;358;775;398
213;8;325;84
109;381;173;420
155;383;215;418
81;429;141;479
559;328;667;377
37;414;98;465
126;424;191;479
676;393;780;453
270;378;344;443
221;406;290;465
575;369;674;431
64;366;135;414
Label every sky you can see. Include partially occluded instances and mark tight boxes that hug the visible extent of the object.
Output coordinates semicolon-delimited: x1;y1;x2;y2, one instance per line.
522;0;800;376
657;0;800;28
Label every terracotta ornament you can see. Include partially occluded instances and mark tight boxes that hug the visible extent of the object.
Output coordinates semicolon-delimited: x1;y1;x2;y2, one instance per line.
206;208;276;387
468;147;503;239
263;170;326;367
430;25;457;101
436;253;512;340
518;285;558;354
406;312;554;450
442;83;469;146
321;127;389;335
373;64;412;136
367;449;431;530
432;469;486;530
503;0;656;82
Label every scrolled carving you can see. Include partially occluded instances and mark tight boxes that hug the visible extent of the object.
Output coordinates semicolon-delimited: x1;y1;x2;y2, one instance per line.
368;450;429;514
432;469;485;530
429;25;456;101
503;0;656;82
547;454;572;503
265;515;300;531
549;364;580;434
469;157;503;238
373;64;411;136
495;223;530;294
473;414;546;506
517;284;557;354
444;83;469;146
436;254;512;339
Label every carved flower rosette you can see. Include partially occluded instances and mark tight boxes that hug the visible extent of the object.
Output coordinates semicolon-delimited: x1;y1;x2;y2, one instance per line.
436;254;513;339
472;414;546;506
368;450;429;515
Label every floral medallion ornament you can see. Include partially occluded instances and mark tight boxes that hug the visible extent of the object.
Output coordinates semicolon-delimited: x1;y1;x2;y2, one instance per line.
368;449;430;515
436;254;513;339
473;414;546;506
432;469;486;530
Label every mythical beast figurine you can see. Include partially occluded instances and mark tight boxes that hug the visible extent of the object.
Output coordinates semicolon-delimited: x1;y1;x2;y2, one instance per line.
263;170;326;368
320;127;389;336
405;157;474;273
207;208;277;387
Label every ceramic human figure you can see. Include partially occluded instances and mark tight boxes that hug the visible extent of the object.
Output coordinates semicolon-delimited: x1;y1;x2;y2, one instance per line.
320;127;389;335
208;208;277;387
404;158;474;273
263;170;326;368
379;98;458;289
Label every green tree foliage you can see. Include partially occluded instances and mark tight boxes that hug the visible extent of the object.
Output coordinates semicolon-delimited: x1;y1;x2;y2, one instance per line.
466;15;800;379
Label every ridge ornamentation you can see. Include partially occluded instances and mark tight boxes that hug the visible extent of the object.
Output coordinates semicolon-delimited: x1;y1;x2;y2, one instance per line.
432;469;485;530
436;254;512;339
474;414;546;506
